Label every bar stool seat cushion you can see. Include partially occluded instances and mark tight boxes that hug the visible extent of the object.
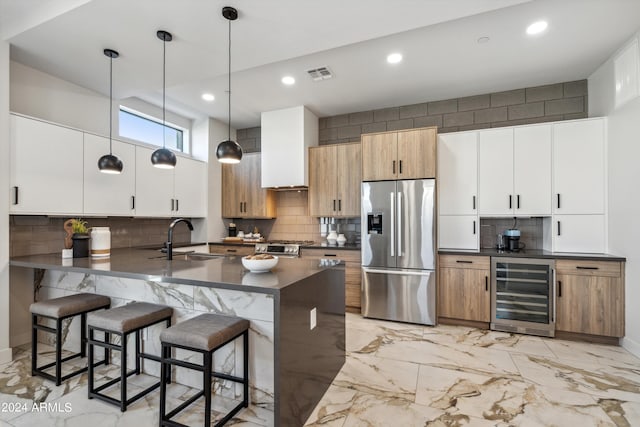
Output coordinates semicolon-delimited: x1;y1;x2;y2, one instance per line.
87;302;173;333
160;313;249;351
30;293;111;319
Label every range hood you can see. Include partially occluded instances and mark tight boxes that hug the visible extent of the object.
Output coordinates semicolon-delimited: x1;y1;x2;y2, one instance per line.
261;106;318;189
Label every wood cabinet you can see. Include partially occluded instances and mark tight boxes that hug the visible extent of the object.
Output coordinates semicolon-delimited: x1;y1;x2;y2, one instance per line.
438;255;490;323
221;153;276;218
478;125;551;216
362;127;436;181
555;259;624;337
83;133;136;216
209;244;254;256
10;115;84;215
309;143;361;217
301;248;361;311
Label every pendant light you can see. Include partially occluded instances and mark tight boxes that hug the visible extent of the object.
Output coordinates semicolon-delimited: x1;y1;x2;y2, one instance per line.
216;6;243;164
151;30;177;169
98;48;124;174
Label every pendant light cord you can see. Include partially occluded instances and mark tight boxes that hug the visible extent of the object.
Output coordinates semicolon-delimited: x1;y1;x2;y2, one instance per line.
227;16;231;141
109;54;113;155
162;37;167;149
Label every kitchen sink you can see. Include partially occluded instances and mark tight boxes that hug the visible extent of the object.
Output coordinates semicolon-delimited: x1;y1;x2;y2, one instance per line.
184;252;225;261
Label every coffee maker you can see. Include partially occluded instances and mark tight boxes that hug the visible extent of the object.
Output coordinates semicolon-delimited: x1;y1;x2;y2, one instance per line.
504;228;522;252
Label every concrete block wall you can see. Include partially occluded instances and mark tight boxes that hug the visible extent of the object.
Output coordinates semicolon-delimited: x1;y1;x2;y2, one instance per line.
235;80;587;149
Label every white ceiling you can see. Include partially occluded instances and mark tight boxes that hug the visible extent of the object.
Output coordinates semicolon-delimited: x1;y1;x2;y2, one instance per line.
3;0;640;128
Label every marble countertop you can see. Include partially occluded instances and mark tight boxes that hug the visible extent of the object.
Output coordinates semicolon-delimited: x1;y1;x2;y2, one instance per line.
10;248;342;294
438;248;626;262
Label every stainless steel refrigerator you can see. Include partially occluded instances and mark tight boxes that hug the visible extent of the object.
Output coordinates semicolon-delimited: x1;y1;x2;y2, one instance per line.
361;179;436;325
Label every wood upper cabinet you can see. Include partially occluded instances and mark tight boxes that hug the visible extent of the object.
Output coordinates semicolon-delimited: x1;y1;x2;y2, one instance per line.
555;259;624;337
438;255;490;322
362;127;436;181
309;143;361;217
221;153;276;218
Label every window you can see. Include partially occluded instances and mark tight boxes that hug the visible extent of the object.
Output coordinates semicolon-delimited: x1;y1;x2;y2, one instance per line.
119;107;187;153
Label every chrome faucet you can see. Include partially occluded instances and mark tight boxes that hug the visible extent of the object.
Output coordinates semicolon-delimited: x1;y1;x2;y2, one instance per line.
166;218;194;260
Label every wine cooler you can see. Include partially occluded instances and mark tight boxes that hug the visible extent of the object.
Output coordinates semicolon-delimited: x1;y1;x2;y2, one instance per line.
491;257;556;337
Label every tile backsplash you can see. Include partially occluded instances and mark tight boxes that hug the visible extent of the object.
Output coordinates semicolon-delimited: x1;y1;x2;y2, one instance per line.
480;217;544;250
10;216;191;257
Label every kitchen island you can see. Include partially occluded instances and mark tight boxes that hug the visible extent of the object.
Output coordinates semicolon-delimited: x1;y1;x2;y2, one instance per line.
10;248;346;426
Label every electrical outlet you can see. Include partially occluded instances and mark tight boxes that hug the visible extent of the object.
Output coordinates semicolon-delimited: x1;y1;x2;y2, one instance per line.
310;308;317;330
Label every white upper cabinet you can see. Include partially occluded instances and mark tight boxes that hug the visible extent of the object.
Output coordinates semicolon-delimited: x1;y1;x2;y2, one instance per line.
173;157;207;218
134;145;175;217
479;128;514;215
10;115;84;215
478;126;552;216
514;125;552;216
438;132;478;215
83;134;136;216
553;119;605;215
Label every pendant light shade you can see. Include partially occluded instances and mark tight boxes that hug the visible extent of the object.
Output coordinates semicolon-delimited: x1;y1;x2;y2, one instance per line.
98;48;123;174
216;6;243;164
152;30;177;169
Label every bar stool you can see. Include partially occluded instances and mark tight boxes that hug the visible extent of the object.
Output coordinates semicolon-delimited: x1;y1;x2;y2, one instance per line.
87;302;173;412
30;293;111;385
159;313;249;427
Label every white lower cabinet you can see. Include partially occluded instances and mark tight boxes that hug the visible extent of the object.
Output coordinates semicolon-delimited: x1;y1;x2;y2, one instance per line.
83;134;136;215
553;215;605;253
10;115;84;215
438;216;478;250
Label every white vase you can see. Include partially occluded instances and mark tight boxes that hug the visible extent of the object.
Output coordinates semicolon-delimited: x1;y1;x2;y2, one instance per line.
327;230;338;245
336;233;347;246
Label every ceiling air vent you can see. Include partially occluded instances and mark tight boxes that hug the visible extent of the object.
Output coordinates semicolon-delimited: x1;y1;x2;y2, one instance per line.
306;66;333;81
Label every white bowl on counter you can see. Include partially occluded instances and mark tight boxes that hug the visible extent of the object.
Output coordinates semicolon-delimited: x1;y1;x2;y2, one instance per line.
241;255;279;273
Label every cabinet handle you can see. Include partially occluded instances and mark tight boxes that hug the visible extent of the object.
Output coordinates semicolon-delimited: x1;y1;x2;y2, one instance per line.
13;186;18;205
171;199;175;211
473;220;476;235
509;195;512;209
227;249;237;253
324;254;337;257
485;276;488;291
472;195;476;210
456;260;473;264
338;199;342;211
576;266;599;270
399;160;403;174
175;199;179;211
333;199;336;211
131;195;135;210
557;193;561;209
392;160;396;174
517;195;520;209
243;202;247;213
558;280;562;297
557;221;561;236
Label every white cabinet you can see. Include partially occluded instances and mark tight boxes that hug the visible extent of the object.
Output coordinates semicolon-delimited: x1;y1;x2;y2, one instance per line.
135;146;175;217
438;132;478;215
478;125;551;216
174;157;207;217
554;215;605;253
135;146;207;218
553;119;605;214
83;134;136;216
438;216;478;250
10;115;84;214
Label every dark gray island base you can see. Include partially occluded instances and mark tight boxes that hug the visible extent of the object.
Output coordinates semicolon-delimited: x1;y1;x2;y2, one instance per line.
10;248;346;426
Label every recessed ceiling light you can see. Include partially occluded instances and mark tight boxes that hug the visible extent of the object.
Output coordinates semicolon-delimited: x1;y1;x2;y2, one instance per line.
387;53;403;64
201;93;215;102
477;36;490;44
281;76;295;85
526;20;548;35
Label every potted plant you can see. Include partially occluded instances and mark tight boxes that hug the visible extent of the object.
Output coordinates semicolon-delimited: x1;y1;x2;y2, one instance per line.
71;218;90;258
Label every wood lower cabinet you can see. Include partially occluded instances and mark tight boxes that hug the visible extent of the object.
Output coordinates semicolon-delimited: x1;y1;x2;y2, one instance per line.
438;255;490;323
221;153;276;218
209;244;255;256
362;127;436;181
301;248;361;311
555;260;625;337
309;143;361;217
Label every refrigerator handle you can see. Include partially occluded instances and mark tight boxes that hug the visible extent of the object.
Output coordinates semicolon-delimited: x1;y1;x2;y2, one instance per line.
390;192;395;257
397;191;402;257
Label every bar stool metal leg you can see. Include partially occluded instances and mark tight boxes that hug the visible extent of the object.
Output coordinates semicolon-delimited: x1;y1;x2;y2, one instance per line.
55;318;62;386
81;314;87;358
203;351;212;427
88;327;95;398
243;330;249;408
121;332;127;412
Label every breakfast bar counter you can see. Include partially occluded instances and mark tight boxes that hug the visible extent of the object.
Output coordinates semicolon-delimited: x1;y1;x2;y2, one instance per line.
10;248;346;426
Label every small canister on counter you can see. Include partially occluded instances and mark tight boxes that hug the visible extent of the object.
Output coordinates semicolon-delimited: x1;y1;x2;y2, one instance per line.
90;227;111;258
228;222;237;237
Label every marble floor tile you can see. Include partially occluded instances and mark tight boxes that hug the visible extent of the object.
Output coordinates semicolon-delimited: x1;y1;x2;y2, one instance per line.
544;339;640;368
304;385;358;427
